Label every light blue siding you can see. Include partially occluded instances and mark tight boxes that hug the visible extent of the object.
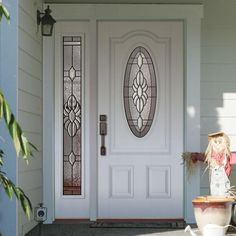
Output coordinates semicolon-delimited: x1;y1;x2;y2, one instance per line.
0;0;18;235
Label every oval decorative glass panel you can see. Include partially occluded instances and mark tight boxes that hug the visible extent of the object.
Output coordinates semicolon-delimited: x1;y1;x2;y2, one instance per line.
123;46;157;138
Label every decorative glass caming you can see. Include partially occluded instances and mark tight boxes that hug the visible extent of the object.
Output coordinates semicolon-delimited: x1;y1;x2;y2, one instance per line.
124;46;157;138
63;36;82;195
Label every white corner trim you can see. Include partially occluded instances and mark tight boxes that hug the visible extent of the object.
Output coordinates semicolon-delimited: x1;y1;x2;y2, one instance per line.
184;17;202;223
43;35;55;223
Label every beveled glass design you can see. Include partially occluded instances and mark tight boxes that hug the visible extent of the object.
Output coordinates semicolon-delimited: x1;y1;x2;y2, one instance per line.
124;46;157;138
63;36;82;195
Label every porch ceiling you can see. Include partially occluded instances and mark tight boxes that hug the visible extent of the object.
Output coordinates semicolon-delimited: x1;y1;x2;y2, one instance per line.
44;0;203;4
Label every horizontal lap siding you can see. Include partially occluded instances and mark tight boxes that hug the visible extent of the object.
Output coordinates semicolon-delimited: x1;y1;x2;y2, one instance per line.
18;0;43;235
200;0;236;195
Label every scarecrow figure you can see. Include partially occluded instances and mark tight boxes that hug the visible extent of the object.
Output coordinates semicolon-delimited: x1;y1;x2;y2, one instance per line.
205;132;232;196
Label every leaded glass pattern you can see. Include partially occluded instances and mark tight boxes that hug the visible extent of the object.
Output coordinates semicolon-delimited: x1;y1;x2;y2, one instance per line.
63;36;82;195
124;46;157;138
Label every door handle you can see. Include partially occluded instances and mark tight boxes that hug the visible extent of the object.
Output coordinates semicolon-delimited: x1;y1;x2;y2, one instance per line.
99;115;107;156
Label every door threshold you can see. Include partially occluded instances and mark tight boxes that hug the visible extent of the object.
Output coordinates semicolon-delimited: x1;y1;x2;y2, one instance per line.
90;219;185;229
54;219;90;224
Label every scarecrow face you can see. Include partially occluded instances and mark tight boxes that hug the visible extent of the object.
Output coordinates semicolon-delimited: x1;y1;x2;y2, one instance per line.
211;136;226;153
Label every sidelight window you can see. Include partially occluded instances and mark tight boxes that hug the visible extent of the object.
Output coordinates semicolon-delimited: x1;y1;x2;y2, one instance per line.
63;36;82;195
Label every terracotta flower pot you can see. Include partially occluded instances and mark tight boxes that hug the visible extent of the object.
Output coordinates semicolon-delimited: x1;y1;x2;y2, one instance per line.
192;196;234;233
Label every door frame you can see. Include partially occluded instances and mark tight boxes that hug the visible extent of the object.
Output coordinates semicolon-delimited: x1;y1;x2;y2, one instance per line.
43;4;203;224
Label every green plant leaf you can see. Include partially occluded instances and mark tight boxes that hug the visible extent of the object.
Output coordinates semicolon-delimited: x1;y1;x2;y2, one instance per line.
0;91;36;221
2;98;11;124
13;186;32;219
11;119;22;156
0;149;4;166
0;172;32;218
0;3;10;22
0;90;37;160
18;188;32;219
0;94;4;118
0;173;14;199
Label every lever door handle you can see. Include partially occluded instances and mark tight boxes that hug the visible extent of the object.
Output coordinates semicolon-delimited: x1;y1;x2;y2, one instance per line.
99;115;107;156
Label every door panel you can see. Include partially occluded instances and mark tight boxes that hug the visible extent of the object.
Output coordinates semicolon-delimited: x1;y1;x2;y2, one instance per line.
98;21;183;218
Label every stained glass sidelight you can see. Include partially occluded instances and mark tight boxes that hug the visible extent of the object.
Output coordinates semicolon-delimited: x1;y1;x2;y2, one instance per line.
63;36;82;195
124;46;157;138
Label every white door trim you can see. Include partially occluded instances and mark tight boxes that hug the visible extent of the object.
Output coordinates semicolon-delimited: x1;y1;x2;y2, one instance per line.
43;4;203;224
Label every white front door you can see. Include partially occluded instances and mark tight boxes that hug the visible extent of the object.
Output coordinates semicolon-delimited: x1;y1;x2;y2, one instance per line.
98;21;184;219
54;20;183;220
44;4;202;223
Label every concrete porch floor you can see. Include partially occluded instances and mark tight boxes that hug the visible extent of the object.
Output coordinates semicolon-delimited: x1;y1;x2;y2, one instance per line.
25;222;236;236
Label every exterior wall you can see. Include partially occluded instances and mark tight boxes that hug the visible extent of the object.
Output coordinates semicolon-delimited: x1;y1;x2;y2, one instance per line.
200;0;236;194
15;0;236;231
0;1;18;235
18;0;43;235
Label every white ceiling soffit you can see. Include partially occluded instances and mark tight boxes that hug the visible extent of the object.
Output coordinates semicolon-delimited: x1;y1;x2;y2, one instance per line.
44;0;204;4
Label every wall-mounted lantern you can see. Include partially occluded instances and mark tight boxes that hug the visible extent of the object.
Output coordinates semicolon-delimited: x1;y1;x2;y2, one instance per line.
37;6;56;36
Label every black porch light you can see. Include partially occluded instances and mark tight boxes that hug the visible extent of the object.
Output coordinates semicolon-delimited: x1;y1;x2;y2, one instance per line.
37;6;56;36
